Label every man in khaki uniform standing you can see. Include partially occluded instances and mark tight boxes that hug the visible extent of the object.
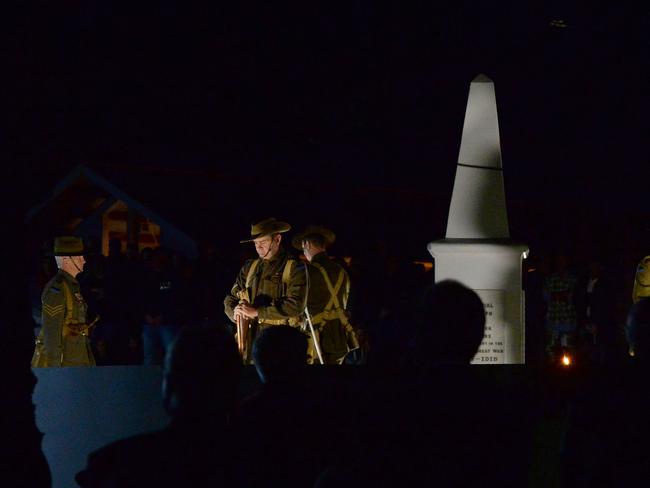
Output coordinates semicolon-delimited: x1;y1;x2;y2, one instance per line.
32;236;97;367
224;218;307;364
293;225;359;364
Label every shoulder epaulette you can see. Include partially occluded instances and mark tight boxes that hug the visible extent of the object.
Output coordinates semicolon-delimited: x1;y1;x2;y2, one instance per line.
44;275;64;293
282;258;295;285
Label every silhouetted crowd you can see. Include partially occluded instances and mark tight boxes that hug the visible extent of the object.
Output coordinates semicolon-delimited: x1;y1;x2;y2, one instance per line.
67;281;650;487
524;248;641;367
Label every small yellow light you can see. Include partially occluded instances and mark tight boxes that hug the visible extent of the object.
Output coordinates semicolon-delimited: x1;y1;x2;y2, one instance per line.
562;355;571;366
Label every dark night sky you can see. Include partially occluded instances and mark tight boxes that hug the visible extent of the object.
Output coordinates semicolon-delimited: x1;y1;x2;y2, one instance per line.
7;2;648;257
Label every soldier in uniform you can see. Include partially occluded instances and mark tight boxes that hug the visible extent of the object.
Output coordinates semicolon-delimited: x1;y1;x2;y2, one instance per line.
32;236;97;367
224;218;307;364
293;225;359;365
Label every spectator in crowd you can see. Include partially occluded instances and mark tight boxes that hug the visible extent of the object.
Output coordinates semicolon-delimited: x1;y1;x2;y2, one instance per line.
76;323;242;487
575;256;620;363
332;280;530;486
176;256;209;328
350;238;427;368
121;243;145;363
543;253;578;359
410;280;485;368
523;251;551;367
99;238;133;364
561;298;650;486
231;326;342;487
141;247;183;365
193;240;221;323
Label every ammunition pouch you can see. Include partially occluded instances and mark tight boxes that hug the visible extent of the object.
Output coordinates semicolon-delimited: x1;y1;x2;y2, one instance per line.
310;309;359;352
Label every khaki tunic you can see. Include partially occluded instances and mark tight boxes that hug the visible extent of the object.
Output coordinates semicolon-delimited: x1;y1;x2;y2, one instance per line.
32;270;96;367
224;249;307;362
305;253;358;364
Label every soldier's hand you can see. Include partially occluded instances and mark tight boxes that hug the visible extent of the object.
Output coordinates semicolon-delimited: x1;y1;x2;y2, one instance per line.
235;303;258;319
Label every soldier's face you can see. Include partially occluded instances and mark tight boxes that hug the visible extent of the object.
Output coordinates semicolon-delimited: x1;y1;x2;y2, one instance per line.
70;255;85;271
254;234;280;260
63;255;86;277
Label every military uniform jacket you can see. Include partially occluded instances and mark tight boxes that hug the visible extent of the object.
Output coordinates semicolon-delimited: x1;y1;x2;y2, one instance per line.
224;248;307;325
32;270;95;367
306;253;355;354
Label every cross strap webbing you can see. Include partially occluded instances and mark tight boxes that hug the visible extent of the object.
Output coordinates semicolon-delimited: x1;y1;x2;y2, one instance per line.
310;262;349;325
245;259;261;290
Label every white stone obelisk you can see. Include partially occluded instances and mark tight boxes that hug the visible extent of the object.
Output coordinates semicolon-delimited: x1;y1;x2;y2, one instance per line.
428;74;528;364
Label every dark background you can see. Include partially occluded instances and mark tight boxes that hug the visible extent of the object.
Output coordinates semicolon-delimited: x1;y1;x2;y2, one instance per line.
6;2;647;260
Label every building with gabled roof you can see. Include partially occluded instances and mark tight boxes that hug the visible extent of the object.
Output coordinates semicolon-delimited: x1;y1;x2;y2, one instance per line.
26;164;199;258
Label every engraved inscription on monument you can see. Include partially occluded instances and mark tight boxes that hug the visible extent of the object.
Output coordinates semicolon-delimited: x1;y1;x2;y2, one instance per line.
471;289;506;364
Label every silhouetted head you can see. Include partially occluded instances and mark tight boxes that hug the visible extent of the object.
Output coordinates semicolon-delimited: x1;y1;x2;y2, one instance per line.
162;323;242;418
413;280;485;366
292;225;336;262
252;325;308;385
626;298;650;361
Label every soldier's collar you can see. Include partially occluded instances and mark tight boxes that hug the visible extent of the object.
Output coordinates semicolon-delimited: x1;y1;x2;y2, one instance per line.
59;269;79;283
311;251;329;263
263;247;287;263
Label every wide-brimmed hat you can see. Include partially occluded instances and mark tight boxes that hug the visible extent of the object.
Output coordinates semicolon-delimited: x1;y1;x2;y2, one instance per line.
53;236;84;256
240;218;291;243
292;225;336;250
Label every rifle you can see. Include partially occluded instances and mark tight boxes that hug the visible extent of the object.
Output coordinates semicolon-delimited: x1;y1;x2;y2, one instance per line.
304;307;324;365
236;290;251;360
